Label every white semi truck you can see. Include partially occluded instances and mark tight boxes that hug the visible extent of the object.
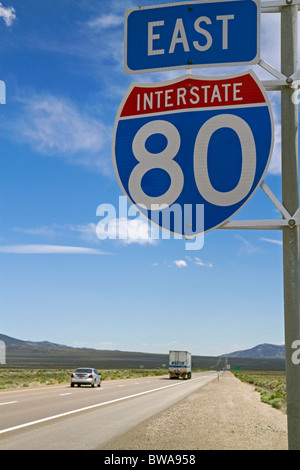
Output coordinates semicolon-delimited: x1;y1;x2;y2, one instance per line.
169;350;192;379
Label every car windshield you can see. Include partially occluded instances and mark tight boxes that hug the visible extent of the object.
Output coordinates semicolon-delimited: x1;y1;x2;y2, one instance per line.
75;368;92;373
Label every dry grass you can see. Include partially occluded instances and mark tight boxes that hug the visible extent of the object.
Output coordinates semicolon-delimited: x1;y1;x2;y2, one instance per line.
233;370;286;412
0;368;168;389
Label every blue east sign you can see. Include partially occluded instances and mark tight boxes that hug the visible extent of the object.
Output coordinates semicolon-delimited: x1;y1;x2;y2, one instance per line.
124;0;260;74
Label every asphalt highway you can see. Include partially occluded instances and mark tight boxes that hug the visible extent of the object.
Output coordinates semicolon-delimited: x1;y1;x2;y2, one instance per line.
0;371;218;450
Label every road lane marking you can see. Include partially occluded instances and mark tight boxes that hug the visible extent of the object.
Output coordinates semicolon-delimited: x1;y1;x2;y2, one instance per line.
59;393;72;396
0;375;214;435
0;385;68;394
0;401;18;406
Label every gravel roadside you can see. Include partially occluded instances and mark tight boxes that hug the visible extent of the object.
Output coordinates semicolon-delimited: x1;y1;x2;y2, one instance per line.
101;372;288;450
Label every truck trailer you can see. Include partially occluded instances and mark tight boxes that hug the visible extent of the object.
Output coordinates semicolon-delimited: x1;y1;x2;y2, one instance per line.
169;350;192;379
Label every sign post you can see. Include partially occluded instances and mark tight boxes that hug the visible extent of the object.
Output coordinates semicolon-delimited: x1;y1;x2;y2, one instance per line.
281;3;300;451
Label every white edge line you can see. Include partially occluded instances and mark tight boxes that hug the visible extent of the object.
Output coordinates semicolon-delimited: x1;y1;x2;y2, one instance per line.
0;401;18;406
0;377;206;435
119;102;268;120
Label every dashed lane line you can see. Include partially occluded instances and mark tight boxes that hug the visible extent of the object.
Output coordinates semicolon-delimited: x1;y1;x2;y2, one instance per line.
0;376;209;435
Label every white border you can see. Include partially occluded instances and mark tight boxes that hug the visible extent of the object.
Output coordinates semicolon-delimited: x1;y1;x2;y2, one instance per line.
119;102;268;121
112;70;274;236
124;0;260;75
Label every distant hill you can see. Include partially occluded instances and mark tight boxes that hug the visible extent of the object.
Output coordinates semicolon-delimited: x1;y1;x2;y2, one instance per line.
0;333;170;369
0;334;285;371
0;334;72;350
227;343;285;359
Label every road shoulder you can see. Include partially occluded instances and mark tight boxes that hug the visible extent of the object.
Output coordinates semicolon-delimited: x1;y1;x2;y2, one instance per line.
100;372;288;450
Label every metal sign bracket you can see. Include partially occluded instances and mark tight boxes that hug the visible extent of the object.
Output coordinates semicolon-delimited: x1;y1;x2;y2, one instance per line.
218;180;300;230
260;58;300;90
261;0;300;13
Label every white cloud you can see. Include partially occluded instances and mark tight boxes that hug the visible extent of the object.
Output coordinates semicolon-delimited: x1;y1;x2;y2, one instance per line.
61;223;98;242
235;234;259;255
266;107;282;176
193;257;213;268
260;237;282;246
139;340;186;353
72;341;90;348
13;223;99;243
174;260;187;268
184;255;213;268
87;14;123;30
13;225;57;237
123;218;155;245
16;94;112;174
0;2;16;27
96;217;156;245
97;341;117;349
260;12;281;71
0;244;108;254
156;257;213;269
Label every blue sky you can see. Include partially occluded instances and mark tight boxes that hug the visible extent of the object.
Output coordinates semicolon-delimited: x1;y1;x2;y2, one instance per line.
0;0;298;357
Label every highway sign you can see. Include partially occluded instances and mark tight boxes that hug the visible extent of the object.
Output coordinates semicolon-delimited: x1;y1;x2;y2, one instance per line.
112;71;274;236
124;0;260;74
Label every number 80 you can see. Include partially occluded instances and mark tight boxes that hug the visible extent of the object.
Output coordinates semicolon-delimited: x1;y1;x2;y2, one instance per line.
128;115;256;210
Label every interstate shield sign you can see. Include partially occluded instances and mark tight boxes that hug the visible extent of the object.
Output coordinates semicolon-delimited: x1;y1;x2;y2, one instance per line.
112;71;274;237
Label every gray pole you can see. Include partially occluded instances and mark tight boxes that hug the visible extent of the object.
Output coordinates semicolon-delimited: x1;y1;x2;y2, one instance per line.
281;3;300;450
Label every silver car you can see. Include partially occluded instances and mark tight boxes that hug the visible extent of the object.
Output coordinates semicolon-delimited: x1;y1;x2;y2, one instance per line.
70;368;101;387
